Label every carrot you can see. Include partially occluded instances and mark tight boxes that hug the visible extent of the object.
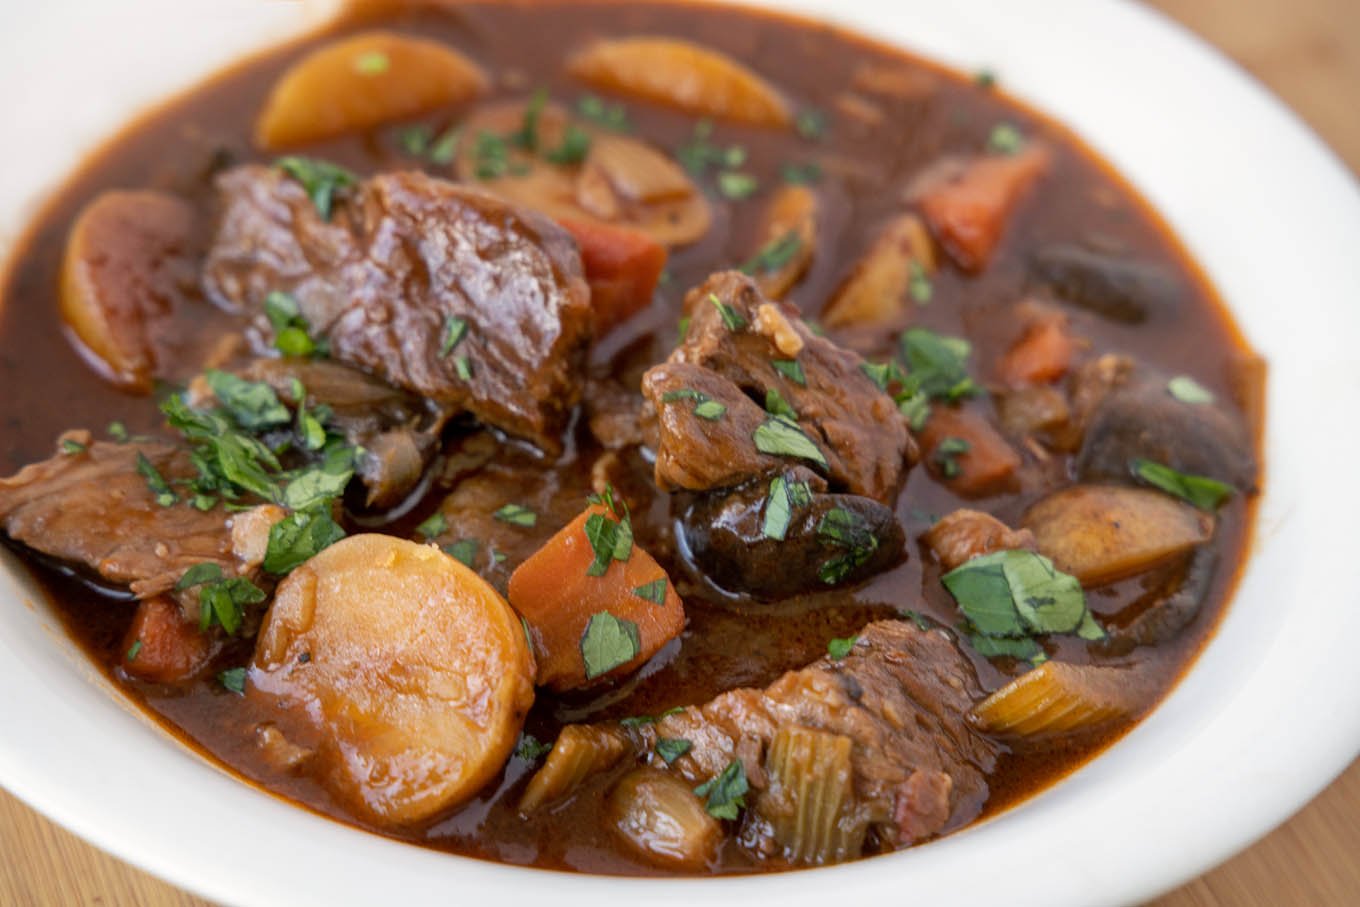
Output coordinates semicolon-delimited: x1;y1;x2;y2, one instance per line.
997;315;1075;386
920;406;1022;497
508;500;684;691
917;144;1049;272
558;217;667;335
121;596;218;684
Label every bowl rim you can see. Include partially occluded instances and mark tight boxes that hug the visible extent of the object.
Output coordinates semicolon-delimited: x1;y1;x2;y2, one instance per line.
2;1;1360;905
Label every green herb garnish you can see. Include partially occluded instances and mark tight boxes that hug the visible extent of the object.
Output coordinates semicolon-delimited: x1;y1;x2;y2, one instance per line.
1167;375;1216;405
353;50;389;75
780;161;822;184
545;124;592;164
709;293;747;331
415;511;448;540
761;474;812;541
987;122;1024;155
263;507;345;574
136;452;178;507
580;611;641;680
264;291;321;357
661;388;726;421
932;437;970;479
444;538;479;568
440;315;468;358
515;733;553;761
176;564;266;636
795;108;827;141
577;94;631;131
817;507;879;584
1131;459;1234;511
942;549;1104;650
633;578;668;604
61;439;86;455
494;503;538;527
739;230;802;276
655;737;692;765
218;667;248;694
771;358;806;386
694;760;748;820
763;387;798;420
754;416;827;468
276;156;356;220
717;171;759;200
826;635;858;660
908;261;933;303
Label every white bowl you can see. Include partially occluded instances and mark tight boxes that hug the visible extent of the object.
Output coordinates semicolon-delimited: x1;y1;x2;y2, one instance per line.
2;1;1359;905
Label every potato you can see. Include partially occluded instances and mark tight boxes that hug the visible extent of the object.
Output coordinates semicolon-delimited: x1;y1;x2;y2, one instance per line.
60;190;197;392
255;31;488;149
746;185;817;300
1021;485;1214;586
822;214;934;329
251;534;534;827
567;37;791;128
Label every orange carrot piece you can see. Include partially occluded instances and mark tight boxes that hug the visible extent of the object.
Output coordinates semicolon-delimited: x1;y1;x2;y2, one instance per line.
508;503;684;691
997;316;1075;386
558;217;667;335
918;145;1049;273
121;596;218;684
920;406;1022;498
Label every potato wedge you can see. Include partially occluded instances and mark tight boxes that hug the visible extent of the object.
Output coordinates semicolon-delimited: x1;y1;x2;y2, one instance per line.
1021;485;1213;586
60;190;197;392
567;37;791;127
822;214;934;329
251;534;534;827
744;185;817;300
255;31;488;149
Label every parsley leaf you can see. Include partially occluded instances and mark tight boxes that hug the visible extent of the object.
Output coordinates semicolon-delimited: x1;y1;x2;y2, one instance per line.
826;635;858;660
817;507;879;584
136;452;178;507
353;50;390;75
577;94;631;131
942;550;1103;648
633;578;667;604
987;122;1025;155
177;564;265;636
515;733;552;761
545;124;592;164
440;315;468;358
739;230;802;276
771;358;806;386
580;611;641;680
126;640;143;662
263;507;345;574
932;436;970;478
761;474;813;541
717;170;759;200
428;125;462;165
655;737;692;765
781;161;822;184
282;443;356;511
416;511;447;540
218;667;248;695
510;88;549;151
204;370;291;432
264;291;321;357
661;387;726;421
676;120;746;175
908;261;933;303
61;439;86;455
584;506;634;576
968;633;1044;663
494;503;537;527
795;108;827;141
763;387;798;420
1131;459;1234;510
694;760;748;820
1167;375;1216;405
107;421;129;442
709;293;747;331
753;416;827;468
443;538;479;567
899;328;978;402
276;156;356;220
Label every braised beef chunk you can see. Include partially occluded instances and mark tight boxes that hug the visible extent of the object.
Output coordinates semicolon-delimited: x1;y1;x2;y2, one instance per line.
202;165;592;452
1076;369;1257;490
682;469;905;600
1031;244;1181;324
0;434;279;602
237;358;449;509
642;271;914;503
635;620;997;857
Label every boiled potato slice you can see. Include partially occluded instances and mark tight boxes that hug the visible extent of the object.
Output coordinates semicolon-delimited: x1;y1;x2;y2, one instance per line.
251;534;534;827
256;31;488;149
822;214;935;329
60;190;197;393
567;37;791;127
745;184;817;300
1022;485;1213;586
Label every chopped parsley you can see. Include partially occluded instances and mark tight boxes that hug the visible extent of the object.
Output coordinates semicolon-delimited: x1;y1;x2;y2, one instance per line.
826;635;858;660
515;733;553;761
60;439;86;455
580;611;641;680
763;387;798;420
968;633;1045;664
619;706;685;729
107;421;129;442
739;230;802;276
217;667;248;695
675;120;746;175
264;291;321;357
397;124;432;156
125;640;143;662
771;358;806;386
1131;459;1234;511
577;94;631;131
694;760;748;820
545;124;592;164
709;293;748;331
1167;375;1216;405
816;507;879;584
761;474;813;541
440;315;469;358
494;503;537;527
204;370;291;433
794;108;827;141
717;170;759;200
353;50;390;75
415;510;448;540
975;69;998;89
275;156;356;221
443;538;479;567
472;130;516;180
780;161;822;185
176;564;266;636
633;578;668;604
942;550;1104;654
987;122;1025;155
655;737;692;765
908;261;933;303
584;503;634;576
263;507;345;574
510;88;549;152
428;125;462;165
932;437;970;479
136;452;178;507
454;355;473;381
753;416;827;469
900;328;978;401
661;388;726;421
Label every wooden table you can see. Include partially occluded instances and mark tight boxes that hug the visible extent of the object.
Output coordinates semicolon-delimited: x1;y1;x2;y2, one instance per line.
3;1;1359;904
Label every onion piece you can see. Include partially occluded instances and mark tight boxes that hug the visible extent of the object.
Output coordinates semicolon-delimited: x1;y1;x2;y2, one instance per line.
606;768;721;871
519;724;631;813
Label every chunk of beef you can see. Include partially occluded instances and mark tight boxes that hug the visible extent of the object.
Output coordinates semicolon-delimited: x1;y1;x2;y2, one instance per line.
1031;243;1181;324
584;375;646;450
682;469;905;600
641;271;914;503
1076;370;1257;490
636;620;997;855
0;434;280;605
202;166;592;453
922;509;1036;571
237;358;449;510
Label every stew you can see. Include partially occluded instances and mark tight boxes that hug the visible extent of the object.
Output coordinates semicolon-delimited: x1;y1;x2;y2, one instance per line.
0;0;1263;875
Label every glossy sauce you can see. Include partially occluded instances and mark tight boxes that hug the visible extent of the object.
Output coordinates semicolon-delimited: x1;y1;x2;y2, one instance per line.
0;0;1258;874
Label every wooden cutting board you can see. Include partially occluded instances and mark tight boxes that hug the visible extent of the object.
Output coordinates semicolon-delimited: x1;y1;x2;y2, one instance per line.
3;0;1358;904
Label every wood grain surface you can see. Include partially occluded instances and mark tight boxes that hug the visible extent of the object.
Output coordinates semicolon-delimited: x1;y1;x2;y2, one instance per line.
3;1;1358;904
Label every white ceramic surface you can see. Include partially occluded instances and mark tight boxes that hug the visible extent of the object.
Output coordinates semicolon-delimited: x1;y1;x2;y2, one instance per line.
2;1;1358;905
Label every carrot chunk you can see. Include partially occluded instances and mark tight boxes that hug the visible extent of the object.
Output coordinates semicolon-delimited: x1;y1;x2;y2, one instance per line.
997;314;1075;387
920;407;1022;498
558;217;667;335
121;596;217;684
508;501;684;691
917;145;1049;272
